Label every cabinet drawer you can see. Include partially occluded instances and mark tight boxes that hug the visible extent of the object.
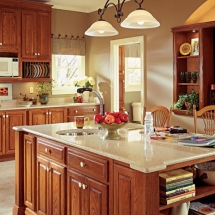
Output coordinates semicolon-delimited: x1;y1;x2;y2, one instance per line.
37;138;66;164
67;148;108;182
68;105;99;115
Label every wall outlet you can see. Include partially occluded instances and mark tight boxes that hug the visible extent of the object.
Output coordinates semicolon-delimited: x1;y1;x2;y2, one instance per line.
30;87;33;94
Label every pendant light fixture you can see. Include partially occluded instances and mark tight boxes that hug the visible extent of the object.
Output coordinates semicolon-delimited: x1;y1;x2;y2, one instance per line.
85;0;160;37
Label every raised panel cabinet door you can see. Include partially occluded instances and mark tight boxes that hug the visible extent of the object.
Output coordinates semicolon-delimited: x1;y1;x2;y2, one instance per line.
37;11;51;60
49;108;67;124
28;109;49;125
21;10;37;59
67;169;85;215
0;7;20;51
84;176;108;215
24;134;36;211
0;112;5;155
5;110;26;154
48;161;66;215
37;156;49;215
114;164;133;215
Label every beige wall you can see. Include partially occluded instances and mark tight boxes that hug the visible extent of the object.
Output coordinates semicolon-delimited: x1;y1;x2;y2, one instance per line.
13;0;210;132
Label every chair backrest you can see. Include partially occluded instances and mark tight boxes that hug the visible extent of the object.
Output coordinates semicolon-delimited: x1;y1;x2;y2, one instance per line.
142;106;172;127
193;104;215;135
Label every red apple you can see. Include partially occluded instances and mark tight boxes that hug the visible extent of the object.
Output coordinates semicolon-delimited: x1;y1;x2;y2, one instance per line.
105;111;110;116
104;115;115;124
110;112;120;118
115;117;122;124
94;114;103;123
119;113;129;123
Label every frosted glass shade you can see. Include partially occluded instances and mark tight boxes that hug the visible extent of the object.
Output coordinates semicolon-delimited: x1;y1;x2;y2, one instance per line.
121;9;160;29
85;20;118;37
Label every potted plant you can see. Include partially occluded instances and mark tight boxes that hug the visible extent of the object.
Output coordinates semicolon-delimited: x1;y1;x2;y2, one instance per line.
173;89;199;114
36;80;55;104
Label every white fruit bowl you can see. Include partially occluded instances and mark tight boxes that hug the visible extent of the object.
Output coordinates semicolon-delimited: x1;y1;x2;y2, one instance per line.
195;161;215;185
18;101;33;107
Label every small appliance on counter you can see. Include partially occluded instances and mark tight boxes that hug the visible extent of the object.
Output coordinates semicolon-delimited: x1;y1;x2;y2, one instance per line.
0;57;18;77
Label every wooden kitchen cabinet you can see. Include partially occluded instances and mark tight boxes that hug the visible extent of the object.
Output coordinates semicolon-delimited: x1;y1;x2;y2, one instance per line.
0;6;20;52
67;104;100;121
67;147;109;215
21;9;51;61
28;107;67;125
172;21;215;112
24;134;36;212
0;110;26;159
37;138;66;215
67;169;108;215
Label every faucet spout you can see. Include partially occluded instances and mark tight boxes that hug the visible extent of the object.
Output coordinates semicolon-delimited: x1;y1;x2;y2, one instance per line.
77;88;104;115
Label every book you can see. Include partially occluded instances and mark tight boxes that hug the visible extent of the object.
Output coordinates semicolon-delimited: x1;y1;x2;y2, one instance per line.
160;184;195;198
160;176;193;187
178;137;215;147
160;190;195;205
160;181;194;192
159;169;193;183
189;202;215;215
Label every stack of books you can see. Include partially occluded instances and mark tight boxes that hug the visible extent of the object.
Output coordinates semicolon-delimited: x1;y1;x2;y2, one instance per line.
159;168;195;204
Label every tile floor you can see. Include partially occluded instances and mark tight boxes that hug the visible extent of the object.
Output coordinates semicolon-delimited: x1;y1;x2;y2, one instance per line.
0;160;15;215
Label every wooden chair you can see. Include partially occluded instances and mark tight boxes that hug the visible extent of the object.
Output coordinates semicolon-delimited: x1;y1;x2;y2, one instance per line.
193;104;215;135
142;106;173;127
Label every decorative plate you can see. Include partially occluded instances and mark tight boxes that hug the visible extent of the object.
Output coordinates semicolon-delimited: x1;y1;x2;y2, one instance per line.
179;43;192;55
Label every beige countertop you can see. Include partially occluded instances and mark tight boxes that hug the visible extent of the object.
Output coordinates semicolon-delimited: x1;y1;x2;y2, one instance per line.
13;122;215;173
0;102;99;111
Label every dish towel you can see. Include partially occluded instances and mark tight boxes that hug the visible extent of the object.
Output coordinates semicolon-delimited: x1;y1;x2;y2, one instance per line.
170;202;190;215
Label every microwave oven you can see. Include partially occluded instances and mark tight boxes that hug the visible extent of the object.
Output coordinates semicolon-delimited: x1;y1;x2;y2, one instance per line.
0;57;18;77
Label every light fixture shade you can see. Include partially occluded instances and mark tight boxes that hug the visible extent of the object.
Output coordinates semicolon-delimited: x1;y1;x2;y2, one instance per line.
120;9;160;29
85;20;118;37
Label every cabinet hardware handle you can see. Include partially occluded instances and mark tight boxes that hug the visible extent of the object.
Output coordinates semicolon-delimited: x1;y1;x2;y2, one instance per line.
78;182;82;188
38;53;40;56
45;148;50;153
80;162;85;167
75;110;78;113
93;109;96;111
82;184;87;190
2;115;5;118
35;53;37;55
0;42;2;45
49;112;51;115
46;112;49;115
6;115;8;118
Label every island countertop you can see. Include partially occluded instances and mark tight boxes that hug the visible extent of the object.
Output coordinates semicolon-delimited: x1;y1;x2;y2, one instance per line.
13;122;215;173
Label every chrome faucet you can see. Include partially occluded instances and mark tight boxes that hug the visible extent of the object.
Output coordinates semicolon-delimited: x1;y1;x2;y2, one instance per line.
77;88;104;115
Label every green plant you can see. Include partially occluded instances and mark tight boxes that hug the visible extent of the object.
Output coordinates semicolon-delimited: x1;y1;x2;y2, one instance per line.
73;76;95;88
36;80;55;95
173;89;199;113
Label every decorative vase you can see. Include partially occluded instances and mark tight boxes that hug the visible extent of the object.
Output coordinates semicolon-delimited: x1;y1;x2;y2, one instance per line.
83;91;90;103
38;94;49;104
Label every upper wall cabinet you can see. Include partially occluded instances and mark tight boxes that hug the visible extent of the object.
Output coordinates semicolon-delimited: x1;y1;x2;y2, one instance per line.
172;21;215;112
21;10;51;61
0;5;20;53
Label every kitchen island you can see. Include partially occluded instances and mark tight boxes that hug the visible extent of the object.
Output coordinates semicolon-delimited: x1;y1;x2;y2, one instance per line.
12;122;215;215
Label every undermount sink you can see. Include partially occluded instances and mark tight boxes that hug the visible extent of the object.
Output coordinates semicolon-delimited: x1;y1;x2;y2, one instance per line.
56;129;99;136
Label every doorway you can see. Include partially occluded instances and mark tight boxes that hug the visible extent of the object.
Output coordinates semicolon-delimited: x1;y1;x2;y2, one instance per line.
110;36;146;123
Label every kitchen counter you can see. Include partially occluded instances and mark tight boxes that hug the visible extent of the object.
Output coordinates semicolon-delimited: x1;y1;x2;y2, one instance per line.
13;121;215;173
0;102;99;111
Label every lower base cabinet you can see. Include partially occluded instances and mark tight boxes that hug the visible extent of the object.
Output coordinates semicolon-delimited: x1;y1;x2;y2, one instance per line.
37;156;66;215
67;169;108;215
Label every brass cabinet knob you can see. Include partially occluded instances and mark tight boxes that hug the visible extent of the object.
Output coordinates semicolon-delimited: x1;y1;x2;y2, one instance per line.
80;162;85;167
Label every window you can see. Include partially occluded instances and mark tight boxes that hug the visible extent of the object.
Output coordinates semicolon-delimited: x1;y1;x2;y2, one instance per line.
125;57;141;92
52;54;85;95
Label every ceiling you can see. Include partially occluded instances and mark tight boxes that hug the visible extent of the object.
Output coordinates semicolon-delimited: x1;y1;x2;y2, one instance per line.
46;0;128;13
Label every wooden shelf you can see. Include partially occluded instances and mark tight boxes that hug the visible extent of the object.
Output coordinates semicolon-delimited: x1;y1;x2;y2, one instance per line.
177;55;199;59
178;83;199;86
159;185;215;211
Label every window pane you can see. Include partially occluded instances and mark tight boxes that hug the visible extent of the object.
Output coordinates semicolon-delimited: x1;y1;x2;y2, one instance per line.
128;69;141;85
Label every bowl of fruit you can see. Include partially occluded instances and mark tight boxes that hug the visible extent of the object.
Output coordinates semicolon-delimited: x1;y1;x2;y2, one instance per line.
94;111;129;140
